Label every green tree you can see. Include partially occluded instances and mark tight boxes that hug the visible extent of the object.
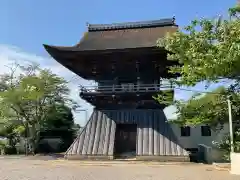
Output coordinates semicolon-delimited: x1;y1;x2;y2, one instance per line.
73;123;81;137
155;3;240;126
157;3;240;86
39;103;76;152
154;3;240;157
155;86;240;158
0;62;78;154
164;87;240;128
0;123;23;147
0;122;25;154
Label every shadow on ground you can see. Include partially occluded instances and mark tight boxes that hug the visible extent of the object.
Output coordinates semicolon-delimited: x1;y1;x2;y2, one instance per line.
0;153;65;161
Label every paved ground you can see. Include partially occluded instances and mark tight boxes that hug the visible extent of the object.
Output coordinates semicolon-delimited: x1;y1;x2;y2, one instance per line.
0;157;239;180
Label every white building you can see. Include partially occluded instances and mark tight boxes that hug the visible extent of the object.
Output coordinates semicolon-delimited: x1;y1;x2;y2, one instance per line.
171;124;229;149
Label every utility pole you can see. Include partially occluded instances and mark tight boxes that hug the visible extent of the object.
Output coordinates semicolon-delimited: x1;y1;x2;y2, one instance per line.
227;96;234;153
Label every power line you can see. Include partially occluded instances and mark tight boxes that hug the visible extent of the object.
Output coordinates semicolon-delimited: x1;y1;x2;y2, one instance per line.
173;79;233;95
174;87;230;96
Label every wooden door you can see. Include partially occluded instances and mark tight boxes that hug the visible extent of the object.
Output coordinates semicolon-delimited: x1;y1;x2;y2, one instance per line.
114;124;137;156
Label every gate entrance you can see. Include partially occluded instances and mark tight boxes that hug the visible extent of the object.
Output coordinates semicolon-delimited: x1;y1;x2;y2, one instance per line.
114;124;137;158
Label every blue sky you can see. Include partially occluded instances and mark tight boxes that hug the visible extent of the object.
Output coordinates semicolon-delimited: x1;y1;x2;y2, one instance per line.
0;0;236;125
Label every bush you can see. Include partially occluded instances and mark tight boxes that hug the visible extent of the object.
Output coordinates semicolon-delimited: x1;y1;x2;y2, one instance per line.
0;140;6;155
4;145;17;155
37;141;51;153
213;129;240;161
36;138;64;153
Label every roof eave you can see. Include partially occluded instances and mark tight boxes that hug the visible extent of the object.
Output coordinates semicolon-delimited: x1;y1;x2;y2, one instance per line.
43;44;165;56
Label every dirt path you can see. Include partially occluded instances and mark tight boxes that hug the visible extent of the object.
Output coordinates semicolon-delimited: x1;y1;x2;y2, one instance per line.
0;158;239;180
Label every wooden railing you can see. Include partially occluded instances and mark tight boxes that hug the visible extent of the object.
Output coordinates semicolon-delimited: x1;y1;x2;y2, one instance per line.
79;83;173;94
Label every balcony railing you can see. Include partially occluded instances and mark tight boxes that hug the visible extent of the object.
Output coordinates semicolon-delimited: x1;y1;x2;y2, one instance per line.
79;83;174;94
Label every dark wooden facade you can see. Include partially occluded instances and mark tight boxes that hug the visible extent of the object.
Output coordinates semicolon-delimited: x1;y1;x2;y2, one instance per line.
44;17;190;161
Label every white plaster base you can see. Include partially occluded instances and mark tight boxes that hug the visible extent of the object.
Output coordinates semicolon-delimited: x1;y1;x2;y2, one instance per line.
230;152;240;175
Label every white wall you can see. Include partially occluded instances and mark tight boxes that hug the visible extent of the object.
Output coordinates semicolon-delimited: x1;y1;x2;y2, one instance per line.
230;152;240;175
170;124;229;149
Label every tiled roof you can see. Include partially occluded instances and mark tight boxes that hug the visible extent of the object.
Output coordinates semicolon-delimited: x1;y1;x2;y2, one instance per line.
44;17;177;53
73;18;177;51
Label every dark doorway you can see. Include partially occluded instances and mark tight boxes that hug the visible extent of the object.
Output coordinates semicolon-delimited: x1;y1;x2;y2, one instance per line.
114;124;137;158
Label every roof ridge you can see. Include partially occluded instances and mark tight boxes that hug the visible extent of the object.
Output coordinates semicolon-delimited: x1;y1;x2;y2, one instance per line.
88;17;176;32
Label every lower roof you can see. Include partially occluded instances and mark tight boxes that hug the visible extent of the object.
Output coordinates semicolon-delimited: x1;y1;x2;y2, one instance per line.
43;45;174;80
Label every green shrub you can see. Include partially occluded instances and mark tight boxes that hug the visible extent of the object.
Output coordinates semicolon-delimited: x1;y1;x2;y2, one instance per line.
0;139;6;155
4;145;17;155
36;138;64;153
213;129;240;160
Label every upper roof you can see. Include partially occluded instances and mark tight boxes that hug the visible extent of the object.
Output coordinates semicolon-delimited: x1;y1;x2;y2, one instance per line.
87;18;176;31
44;17;177;53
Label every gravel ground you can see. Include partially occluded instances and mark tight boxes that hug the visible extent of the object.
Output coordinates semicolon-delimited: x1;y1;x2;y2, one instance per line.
0;158;239;180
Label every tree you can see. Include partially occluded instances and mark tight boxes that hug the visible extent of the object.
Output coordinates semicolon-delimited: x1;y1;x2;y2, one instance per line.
156;86;240;158
39;103;76;152
73;123;81;137
0;62;78;154
157;3;240;86
0;123;23;147
0;122;25;154
154;3;240;157
213;130;240;160
155;3;240;125
164;87;240;128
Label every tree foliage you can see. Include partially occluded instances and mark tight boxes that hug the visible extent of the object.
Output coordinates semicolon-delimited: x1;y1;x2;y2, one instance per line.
0;122;24;147
38;103;77;152
155;3;240;155
155;3;240;126
155;86;240;157
157;3;240;86
161;87;240;128
0;62;78;154
213;130;240;160
41;104;74;130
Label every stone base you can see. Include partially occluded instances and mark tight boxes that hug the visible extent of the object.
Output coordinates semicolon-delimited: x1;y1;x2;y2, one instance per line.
65;155;114;160
136;155;190;162
65;155;190;162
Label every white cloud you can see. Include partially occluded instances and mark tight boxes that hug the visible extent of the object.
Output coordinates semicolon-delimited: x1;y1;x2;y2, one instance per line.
0;44;93;126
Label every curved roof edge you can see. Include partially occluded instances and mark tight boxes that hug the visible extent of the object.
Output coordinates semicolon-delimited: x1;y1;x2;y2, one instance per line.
43;44;78;53
43;44;160;54
87;17;176;32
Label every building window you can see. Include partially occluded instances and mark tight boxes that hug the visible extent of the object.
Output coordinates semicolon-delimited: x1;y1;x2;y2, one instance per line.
181;126;191;137
201;126;211;136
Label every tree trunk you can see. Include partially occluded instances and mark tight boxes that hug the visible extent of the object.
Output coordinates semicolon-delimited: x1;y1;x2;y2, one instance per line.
28;123;40;155
25;124;29;156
